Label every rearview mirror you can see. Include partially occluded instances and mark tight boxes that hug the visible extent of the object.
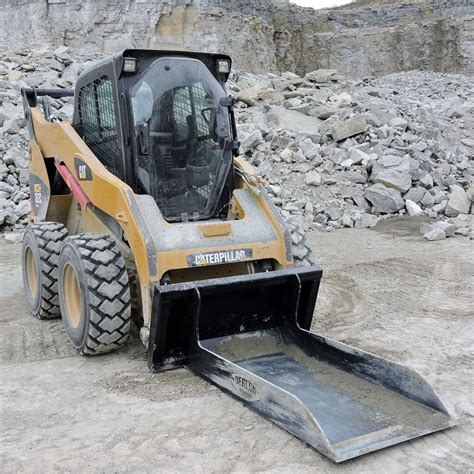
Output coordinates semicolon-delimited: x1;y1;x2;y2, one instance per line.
137;121;150;155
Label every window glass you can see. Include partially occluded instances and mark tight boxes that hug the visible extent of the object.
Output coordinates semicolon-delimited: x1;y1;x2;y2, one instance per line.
193;82;212;137
130;57;232;222
79;76;120;173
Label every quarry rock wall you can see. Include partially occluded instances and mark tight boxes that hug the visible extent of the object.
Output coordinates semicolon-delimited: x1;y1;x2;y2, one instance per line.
1;0;473;76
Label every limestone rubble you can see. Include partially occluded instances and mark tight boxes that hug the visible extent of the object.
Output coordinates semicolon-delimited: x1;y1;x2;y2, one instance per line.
232;67;473;241
0;47;472;255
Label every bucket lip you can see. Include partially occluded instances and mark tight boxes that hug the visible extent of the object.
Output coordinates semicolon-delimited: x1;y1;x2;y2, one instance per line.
329;416;458;463
155;265;323;295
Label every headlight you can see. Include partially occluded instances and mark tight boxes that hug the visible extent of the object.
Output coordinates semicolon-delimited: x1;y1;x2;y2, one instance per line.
123;57;138;73
217;59;230;74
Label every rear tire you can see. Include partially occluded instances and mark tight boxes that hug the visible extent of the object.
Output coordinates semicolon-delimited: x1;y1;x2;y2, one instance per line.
58;234;131;355
21;222;68;319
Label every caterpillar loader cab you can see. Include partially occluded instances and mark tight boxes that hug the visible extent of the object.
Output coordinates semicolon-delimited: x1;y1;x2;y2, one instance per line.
21;49;455;463
73;51;238;224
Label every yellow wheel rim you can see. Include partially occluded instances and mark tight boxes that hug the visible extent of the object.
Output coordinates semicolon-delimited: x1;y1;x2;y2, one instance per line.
63;263;81;328
25;246;38;297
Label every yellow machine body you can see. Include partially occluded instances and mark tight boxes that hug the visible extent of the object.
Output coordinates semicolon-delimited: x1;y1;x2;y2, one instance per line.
26;106;293;329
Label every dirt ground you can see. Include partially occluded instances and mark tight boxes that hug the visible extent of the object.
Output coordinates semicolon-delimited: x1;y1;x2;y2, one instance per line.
0;217;473;473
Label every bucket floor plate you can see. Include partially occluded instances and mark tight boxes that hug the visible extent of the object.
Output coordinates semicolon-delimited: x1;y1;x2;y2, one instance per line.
200;330;454;461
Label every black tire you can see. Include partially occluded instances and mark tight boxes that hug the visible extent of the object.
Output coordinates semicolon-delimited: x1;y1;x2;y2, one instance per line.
21;222;68;319
288;224;316;267
293;237;316;267
58;234;131;355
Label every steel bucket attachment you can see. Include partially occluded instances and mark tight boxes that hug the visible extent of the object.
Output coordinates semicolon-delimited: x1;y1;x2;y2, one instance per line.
148;267;455;462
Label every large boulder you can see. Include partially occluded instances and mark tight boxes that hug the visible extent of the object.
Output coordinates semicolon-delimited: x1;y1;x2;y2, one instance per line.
432;221;456;237
309;105;338;120
374;168;412;193
305;69;339;83
331;116;367;142
423;227;446;241
267;108;321;134
422;221;456;241
60;62;83;86
305;171;321;186
405;199;423;216
236;79;273;106
240;130;263;154
371;155;412;192
404;186;426;204
354;213;379;228
445;185;471;217
364;183;404;214
299;138;320;160
349;148;371;165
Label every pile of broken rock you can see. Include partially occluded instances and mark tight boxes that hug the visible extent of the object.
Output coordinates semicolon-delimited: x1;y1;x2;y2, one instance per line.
231;68;473;241
0;47;99;243
0;48;472;250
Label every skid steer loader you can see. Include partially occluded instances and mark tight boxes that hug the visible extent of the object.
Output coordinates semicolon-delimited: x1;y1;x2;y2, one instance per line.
20;49;455;463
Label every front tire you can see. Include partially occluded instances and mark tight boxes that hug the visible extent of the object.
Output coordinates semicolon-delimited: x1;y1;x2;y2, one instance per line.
21;222;68;319
288;224;315;267
58;234;131;355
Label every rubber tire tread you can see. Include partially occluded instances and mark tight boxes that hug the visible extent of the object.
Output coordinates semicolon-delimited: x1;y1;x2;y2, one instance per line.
59;234;131;355
294;237;316;267
22;222;68;319
291;225;316;267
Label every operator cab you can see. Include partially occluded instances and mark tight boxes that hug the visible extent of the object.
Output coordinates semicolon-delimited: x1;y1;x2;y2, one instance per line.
73;50;238;223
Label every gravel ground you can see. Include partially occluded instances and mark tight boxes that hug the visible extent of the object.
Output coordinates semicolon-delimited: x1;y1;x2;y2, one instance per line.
0;217;472;472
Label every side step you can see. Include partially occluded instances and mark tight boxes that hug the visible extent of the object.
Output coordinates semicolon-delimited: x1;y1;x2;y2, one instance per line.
148;267;456;462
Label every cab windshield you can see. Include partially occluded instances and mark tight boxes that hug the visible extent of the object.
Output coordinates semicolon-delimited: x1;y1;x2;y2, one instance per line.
130;57;232;222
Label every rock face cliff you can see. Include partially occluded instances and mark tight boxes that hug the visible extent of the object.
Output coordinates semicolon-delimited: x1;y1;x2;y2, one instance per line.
1;0;473;76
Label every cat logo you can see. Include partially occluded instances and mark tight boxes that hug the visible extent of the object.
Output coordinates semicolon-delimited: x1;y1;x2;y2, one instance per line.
74;157;92;181
33;183;42;205
78;165;87;180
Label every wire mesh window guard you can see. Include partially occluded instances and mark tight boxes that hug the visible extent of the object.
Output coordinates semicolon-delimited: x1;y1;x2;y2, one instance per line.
78;76;120;174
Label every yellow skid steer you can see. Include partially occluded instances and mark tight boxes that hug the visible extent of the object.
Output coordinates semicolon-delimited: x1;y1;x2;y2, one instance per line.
21;49;455;462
